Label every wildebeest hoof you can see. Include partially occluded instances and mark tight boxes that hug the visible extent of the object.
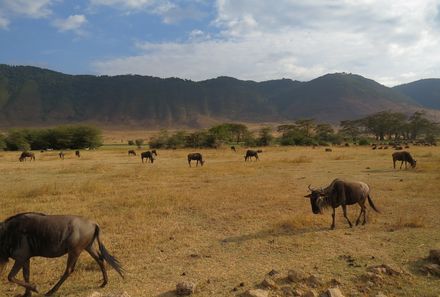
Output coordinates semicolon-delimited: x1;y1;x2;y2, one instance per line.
100;281;108;288
331;226;335;230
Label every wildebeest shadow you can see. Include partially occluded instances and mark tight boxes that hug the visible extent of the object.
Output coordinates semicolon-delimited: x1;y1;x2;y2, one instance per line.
156;290;177;297
406;257;433;277
221;226;323;244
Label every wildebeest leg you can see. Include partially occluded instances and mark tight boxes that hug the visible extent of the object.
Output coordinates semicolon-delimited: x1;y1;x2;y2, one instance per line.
23;259;32;297
45;252;80;296
400;160;404;169
342;204;353;228
86;246;108;288
331;208;336;230
7;259;38;293
355;203;366;226
362;207;367;225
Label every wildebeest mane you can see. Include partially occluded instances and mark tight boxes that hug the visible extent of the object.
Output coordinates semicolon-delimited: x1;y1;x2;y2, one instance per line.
4;212;46;223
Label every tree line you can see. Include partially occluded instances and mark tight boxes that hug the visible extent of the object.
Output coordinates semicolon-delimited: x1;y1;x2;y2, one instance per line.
0;125;102;151
147;111;438;149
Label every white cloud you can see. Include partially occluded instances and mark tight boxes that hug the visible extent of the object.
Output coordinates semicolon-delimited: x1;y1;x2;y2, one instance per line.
53;14;87;34
89;0;208;24
93;0;440;86
0;15;9;29
1;0;53;18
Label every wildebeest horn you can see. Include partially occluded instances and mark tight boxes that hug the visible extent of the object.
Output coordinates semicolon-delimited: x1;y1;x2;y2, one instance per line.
308;184;313;191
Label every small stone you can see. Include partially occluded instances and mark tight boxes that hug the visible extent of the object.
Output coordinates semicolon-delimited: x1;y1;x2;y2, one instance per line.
267;269;279;276
322;287;345;297
429;250;440;264
261;277;279;289
305;275;322;288
240;282;245;287
176;281;196;296
302;289;318;297
367;264;401;276
421;263;440;277
287;269;306;282
243;289;269;297
375;293;387;297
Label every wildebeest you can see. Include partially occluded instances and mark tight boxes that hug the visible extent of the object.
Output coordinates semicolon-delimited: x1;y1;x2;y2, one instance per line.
19;152;35;162
141;151;155;163
58;151;65;160
0;212;124;296
230;146;236;152
392;151;416;169
325;148;332;152
75;150;81;158
188;153;204;167
128;150;136;156
304;179;380;229
244;150;259;161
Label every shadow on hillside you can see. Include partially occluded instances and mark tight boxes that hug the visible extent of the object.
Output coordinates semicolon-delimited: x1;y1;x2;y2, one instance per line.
221;226;324;244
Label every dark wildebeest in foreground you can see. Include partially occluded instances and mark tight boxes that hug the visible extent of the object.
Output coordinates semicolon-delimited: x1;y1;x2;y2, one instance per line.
188;153;204;167
231;146;236;152
141;151;156;163
128;150;136;156
75;150;81;158
244;150;259;161
0;212;124;297
305;179;380;229
58;151;65;160
19;152;35;162
392;151;416;169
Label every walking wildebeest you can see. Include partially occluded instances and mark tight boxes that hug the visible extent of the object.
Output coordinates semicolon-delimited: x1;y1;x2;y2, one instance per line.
392;151;416;169
128;150;136;156
58;151;65;160
244;150;259;161
304;179;380;229
75;150;81;158
19;152;35;162
141;151;155;163
231;146;236;152
188;153;204;167
0;212;124;297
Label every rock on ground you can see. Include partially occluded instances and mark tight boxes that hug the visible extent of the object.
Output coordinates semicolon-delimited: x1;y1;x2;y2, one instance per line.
420;263;440;277
287;269;307;283
261;277;279;290
88;292;130;297
321;287;345;297
176;281;197;296
301;289;318;297
243;289;269;297
429;249;440;264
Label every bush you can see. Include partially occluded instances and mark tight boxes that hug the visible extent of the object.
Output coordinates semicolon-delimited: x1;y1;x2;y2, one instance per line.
3;125;102;151
358;138;370;146
0;134;6;150
135;139;144;148
128;140;134;145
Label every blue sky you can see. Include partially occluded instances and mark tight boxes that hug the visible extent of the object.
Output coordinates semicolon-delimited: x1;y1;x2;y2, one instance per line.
1;0;440;86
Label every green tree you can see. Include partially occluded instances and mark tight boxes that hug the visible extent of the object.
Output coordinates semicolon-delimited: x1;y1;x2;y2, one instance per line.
135;139;144;148
257;127;273;146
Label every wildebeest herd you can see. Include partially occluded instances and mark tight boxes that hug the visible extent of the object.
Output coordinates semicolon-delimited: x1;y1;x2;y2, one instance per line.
3;145;422;296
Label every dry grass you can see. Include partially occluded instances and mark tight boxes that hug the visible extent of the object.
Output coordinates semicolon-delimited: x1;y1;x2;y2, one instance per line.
1;145;440;296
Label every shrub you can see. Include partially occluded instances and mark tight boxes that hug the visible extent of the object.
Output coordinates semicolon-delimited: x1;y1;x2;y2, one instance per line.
128;140;135;145
358;138;370;146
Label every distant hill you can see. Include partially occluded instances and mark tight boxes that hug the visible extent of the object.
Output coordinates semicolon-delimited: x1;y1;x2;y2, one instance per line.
394;79;440;109
0;64;437;127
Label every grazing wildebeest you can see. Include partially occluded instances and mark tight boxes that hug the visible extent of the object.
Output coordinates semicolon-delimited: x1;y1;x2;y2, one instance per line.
141;151;155;163
325;148;332;152
244;150;259;161
392;151;416;169
304;179;380;229
231;146;236;152
75;150;81;158
19;152;35;162
188;153;204;167
0;212;124;297
58;151;65;160
128;150;136;156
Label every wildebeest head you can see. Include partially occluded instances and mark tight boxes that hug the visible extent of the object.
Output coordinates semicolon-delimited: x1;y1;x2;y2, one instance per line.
411;159;417;168
304;185;325;214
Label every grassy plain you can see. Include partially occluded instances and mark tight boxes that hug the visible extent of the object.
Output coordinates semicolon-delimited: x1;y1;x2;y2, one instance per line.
0;144;440;296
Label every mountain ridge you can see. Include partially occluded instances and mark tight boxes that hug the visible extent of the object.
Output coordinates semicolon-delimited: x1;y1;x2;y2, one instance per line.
0;64;438;128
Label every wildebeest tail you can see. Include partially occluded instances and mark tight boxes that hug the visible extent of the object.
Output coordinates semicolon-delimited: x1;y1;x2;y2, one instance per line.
95;226;125;278
367;195;380;213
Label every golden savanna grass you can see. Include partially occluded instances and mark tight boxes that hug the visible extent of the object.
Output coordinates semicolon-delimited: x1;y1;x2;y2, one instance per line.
1;144;440;296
